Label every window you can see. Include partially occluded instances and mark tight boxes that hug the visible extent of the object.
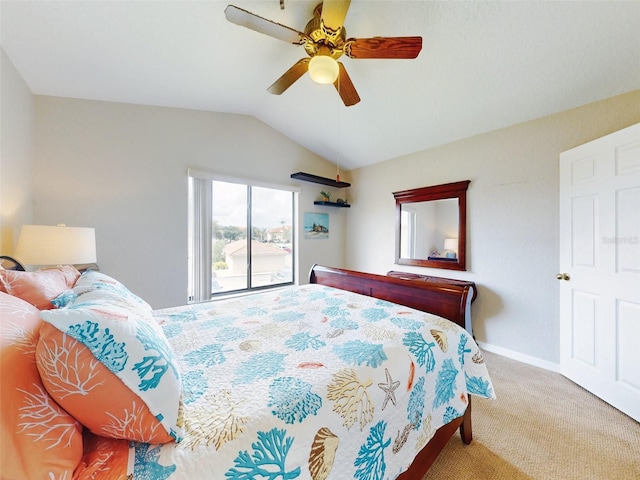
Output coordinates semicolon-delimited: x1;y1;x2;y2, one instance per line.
400;208;416;258
188;170;297;302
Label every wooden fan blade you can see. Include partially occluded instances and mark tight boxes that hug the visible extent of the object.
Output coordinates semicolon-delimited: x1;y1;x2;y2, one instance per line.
225;5;307;44
334;62;360;107
268;58;310;95
320;0;351;34
345;36;422;59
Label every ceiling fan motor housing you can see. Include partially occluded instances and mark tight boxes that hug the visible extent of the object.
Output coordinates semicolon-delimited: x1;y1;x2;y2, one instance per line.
304;7;346;59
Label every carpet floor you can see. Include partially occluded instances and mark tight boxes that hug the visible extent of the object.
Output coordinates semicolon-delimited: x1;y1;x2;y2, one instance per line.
422;351;640;479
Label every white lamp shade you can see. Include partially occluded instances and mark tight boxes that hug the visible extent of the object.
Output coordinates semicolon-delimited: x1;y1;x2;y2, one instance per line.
308;55;339;84
443;238;458;252
15;224;97;266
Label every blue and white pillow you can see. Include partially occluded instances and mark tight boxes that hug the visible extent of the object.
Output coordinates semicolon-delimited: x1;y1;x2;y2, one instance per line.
37;272;183;444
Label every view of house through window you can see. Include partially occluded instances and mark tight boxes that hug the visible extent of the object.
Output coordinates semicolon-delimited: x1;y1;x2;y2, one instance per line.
189;173;295;301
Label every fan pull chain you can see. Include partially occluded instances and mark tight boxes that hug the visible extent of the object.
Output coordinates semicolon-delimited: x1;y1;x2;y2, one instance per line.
338;76;342;183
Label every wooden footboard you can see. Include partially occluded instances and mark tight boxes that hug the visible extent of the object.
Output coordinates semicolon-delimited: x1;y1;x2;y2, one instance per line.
309;265;475;478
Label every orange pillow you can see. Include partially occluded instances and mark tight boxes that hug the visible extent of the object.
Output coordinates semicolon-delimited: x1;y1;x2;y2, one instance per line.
0;292;83;479
37;276;183;444
74;431;131;480
37;323;178;444
0;265;80;309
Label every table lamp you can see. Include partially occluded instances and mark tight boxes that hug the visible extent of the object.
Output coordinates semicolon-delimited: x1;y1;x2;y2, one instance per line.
443;238;458;259
14;224;96;266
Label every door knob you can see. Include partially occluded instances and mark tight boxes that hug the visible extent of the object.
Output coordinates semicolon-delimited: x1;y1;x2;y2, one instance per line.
556;273;570;281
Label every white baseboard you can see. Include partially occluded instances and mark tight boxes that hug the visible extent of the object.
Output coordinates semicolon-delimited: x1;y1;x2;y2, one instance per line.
477;341;560;373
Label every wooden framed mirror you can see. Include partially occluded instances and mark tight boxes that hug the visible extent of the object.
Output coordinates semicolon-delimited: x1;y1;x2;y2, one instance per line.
393;180;470;271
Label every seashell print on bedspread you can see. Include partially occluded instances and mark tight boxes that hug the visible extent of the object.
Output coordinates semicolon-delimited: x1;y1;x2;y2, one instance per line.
131;284;495;479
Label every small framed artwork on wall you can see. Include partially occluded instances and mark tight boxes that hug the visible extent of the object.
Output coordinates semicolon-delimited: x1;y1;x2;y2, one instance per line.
304;212;329;239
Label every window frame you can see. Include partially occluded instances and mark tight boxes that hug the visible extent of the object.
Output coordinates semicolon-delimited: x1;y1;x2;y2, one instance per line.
188;169;298;303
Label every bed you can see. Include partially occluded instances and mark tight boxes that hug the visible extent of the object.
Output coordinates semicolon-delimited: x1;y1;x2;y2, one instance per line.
1;263;494;479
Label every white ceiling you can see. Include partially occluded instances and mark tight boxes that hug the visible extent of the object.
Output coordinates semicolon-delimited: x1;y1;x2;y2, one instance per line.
2;1;639;170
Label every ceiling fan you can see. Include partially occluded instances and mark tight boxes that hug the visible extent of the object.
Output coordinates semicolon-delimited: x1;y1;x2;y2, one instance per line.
225;1;423;106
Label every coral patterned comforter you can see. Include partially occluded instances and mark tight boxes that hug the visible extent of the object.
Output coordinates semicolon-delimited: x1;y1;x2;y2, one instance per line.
85;283;494;479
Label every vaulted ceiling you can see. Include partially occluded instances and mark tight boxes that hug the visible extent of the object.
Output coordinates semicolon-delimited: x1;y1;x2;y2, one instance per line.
2;1;639;169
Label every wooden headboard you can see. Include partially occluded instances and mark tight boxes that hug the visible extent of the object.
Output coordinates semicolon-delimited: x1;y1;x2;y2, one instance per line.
309;264;473;331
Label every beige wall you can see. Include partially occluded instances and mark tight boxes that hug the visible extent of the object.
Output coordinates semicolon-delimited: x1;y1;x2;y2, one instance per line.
344;90;640;365
31;97;348;308
3;47;639;366
0;49;34;253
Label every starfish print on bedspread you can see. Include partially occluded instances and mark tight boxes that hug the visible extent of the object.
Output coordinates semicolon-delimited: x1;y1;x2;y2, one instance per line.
377;368;400;411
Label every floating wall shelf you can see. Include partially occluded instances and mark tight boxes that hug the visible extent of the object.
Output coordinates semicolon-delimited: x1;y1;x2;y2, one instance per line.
291;172;351;188
314;201;350;208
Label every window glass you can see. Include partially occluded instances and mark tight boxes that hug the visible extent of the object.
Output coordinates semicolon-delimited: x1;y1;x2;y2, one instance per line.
250;186;294;287
212;181;248;293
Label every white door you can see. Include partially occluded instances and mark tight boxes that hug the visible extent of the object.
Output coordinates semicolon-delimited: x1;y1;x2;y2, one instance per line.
559;123;640;422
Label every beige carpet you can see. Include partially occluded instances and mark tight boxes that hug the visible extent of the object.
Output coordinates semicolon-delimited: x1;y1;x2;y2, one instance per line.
423;351;640;480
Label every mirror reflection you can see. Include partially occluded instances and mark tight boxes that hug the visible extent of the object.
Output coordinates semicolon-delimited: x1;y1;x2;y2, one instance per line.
394;180;469;271
400;198;458;260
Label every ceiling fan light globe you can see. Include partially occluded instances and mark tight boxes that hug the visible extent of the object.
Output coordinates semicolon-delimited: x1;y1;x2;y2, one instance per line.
308;55;339;84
